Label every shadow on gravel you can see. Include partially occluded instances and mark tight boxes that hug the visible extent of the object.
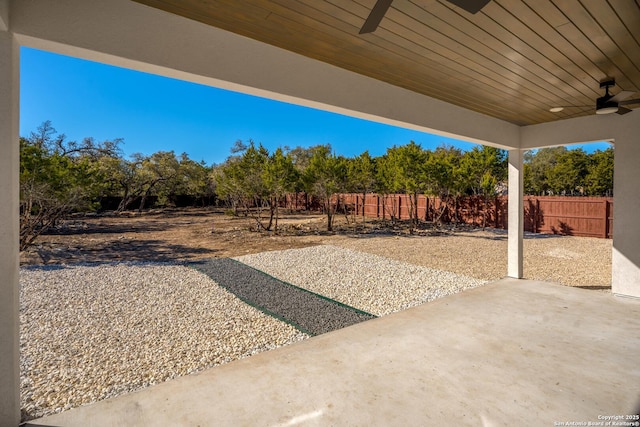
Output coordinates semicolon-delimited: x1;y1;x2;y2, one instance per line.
191;258;376;336
42;221;169;235
33;240;217;265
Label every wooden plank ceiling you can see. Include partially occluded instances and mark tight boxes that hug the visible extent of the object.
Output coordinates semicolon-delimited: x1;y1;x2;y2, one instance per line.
132;0;640;126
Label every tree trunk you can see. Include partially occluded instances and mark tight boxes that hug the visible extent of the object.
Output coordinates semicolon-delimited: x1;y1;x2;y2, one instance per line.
266;200;274;231
325;196;333;231
117;186;131;212
434;197;449;225
138;192;149;213
274;196;279;233
482;195;488;230
411;192;420;229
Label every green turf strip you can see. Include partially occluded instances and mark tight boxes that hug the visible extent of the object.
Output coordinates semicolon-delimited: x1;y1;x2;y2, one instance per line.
191;258;376;336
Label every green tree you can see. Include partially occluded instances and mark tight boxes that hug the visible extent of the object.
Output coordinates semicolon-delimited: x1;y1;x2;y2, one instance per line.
303;145;347;231
375;151;400;222
524;146;615;196
524;147;565;195
214;141;282;230
212;156;245;215
20;121;120;250
287;145;316;210
391;142;429;231
459;146;507;228
214;141;297;231
159;153;213;206
585;147;614;196
347;151;377;223
109;156;146;211
546;148;589;195
238;142;272;229
135;151;182;210
426;145;463;224
263;147;298;232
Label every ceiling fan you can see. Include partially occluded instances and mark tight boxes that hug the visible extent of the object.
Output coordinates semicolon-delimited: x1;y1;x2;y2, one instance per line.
550;79;640;116
359;0;491;34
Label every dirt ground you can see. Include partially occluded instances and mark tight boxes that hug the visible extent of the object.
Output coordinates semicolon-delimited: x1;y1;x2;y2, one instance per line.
21;208;321;265
20;208;393;265
23;208;496;266
20;207;612;290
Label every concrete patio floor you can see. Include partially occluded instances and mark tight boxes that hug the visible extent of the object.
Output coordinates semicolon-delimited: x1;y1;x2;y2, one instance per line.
29;278;640;427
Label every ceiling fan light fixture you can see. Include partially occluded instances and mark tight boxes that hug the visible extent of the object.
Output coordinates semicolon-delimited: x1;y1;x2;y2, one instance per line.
596;106;619;114
546;78;636;117
596;94;619;115
596;98;618;114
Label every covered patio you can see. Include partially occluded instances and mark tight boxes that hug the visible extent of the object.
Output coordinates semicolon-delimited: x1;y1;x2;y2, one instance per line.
30;279;640;426
2;1;640;425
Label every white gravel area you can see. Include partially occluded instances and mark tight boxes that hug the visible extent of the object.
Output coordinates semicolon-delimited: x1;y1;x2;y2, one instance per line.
20;262;307;421
235;245;488;316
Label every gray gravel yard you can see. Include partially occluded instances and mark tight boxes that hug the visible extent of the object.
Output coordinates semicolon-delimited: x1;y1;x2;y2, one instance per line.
19;231;612;421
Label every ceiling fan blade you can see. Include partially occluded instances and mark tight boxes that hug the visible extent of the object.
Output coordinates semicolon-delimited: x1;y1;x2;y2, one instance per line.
562;110;594;119
620;98;640;106
445;0;491;14
609;90;635;103
616;106;633;115
359;0;394;34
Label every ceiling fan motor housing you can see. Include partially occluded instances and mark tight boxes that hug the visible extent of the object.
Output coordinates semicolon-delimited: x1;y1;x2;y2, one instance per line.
596;78;618;114
596;95;618;114
599;79;616;89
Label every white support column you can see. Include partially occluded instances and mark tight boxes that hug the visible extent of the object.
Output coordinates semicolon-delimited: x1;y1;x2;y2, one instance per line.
0;27;20;426
508;149;524;279
611;122;640;298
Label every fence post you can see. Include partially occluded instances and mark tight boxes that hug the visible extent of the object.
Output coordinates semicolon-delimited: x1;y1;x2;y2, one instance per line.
604;199;610;239
534;198;540;234
425;196;429;222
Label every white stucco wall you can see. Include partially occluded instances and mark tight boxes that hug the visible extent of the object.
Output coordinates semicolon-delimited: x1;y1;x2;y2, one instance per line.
610;124;640;298
508;149;524;279
0;0;8;32
0;28;20;426
520;114;620;150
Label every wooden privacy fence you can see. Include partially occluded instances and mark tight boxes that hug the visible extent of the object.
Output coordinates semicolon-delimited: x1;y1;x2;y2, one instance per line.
332;194;613;239
524;196;613;239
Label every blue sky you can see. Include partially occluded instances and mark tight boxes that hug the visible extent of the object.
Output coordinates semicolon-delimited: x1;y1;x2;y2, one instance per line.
20;47;610;165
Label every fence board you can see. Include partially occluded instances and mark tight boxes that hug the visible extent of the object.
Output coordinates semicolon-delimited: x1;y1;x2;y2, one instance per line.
332;194;613;239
